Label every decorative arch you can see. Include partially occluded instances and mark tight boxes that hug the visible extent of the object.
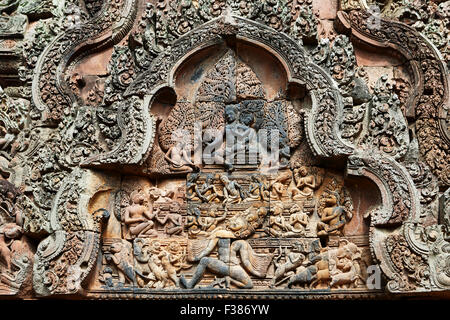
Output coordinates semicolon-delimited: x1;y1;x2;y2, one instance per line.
338;4;450;293
336;9;450;187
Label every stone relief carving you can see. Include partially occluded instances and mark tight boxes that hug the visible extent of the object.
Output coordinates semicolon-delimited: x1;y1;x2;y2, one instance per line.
337;5;449;187
360;75;409;160
0;180;33;295
0;0;447;300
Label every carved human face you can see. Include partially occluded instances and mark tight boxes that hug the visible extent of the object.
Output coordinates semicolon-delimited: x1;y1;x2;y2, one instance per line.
175;140;185;150
272;204;283;215
246;211;258;222
292;242;304;252
149;188;162;199
290;204;303;214
206;174;214;184
342;245;356;259
188;173;199;183
6;191;14;200
257;207;267;217
299;166;307;176
150;240;161;252
168;241;181;254
240;113;254;126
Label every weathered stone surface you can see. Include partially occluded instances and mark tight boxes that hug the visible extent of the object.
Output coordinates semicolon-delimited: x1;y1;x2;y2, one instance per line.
313;0;338;19
0;0;448;301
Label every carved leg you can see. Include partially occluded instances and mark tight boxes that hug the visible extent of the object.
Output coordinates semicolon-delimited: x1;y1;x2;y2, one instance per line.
140;224;158;237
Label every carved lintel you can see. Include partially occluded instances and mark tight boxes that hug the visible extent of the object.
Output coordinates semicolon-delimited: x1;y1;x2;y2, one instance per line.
2;0;449;300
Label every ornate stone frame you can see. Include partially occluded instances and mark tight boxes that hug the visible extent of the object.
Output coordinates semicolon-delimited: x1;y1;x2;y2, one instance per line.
25;2;449;298
336;9;449;187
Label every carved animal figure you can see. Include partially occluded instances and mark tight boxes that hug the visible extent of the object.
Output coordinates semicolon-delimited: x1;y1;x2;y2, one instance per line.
328;240;363;289
148;254;167;287
158;249;180;287
310;258;331;289
158;241;187;288
145;240;171;287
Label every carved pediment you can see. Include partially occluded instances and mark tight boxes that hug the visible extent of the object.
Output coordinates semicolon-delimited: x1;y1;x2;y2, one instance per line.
0;0;448;300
